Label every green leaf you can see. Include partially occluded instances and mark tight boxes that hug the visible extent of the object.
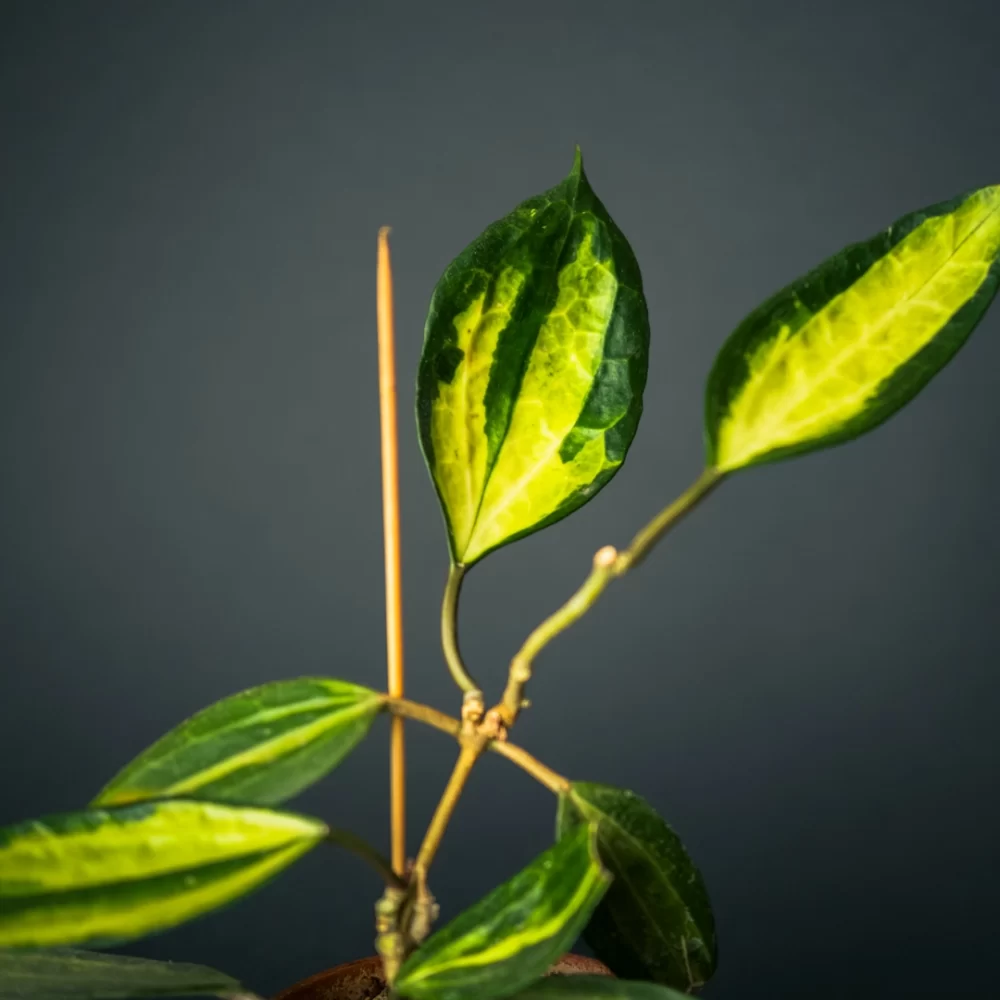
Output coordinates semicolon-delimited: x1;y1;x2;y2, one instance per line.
706;184;1000;471
395;823;611;1000
556;783;716;992
417;147;650;567
93;678;385;808
0;948;256;1000
509;976;690;1000
0;800;327;948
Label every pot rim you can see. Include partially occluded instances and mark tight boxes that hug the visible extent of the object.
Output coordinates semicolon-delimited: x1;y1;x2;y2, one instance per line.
274;953;614;1000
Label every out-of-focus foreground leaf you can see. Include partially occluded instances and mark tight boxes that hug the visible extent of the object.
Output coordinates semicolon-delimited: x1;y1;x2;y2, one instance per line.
0;800;326;948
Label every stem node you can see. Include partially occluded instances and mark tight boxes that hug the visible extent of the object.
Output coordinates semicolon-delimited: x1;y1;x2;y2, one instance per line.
461;689;485;736
496;467;723;726
594;544;618;569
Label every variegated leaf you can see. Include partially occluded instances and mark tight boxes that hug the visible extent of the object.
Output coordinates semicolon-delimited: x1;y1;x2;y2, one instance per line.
417;148;649;567
395;823;610;1000
707;185;1000;471
0;800;326;948
0;948;255;1000
93;678;384;808
556;783;716;992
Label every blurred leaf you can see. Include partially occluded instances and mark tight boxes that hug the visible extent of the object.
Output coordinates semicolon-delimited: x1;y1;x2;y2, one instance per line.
417;147;649;567
93;678;384;807
0;948;257;1000
396;823;610;1000
0;800;326;948
706;184;1000;471
557;783;715;991
509;976;690;1000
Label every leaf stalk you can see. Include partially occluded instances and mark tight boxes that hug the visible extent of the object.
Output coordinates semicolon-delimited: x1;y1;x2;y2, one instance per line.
441;563;481;695
498;467;724;724
325;827;405;890
411;741;484;887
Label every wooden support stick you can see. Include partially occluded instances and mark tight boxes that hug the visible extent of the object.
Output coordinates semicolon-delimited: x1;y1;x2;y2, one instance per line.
377;227;406;878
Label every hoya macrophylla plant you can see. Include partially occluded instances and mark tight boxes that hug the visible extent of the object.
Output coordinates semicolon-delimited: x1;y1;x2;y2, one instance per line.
416;147;650;571
0;154;997;1000
705;185;1000;472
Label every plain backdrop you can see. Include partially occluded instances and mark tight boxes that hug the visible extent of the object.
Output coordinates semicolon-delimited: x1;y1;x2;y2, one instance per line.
2;2;999;997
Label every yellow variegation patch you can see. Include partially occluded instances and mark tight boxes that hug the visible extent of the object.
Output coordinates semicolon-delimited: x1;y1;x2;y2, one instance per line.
462;230;619;564
430;266;528;555
0;800;327;948
713;186;1000;471
1;801;321;891
2;843;313;949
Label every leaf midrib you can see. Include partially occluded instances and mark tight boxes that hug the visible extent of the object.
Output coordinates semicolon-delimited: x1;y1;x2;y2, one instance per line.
161;699;380;797
99;692;380;799
465;177;584;556
3;839;310;897
738;194;1000;441
573;793;702;967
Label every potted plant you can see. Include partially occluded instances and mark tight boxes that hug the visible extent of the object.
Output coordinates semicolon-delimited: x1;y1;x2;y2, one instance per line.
1;150;997;1000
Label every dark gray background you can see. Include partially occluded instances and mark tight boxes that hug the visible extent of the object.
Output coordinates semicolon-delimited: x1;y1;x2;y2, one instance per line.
2;2;998;996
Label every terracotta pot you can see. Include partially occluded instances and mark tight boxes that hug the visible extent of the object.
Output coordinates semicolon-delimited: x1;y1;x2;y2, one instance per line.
276;954;613;1000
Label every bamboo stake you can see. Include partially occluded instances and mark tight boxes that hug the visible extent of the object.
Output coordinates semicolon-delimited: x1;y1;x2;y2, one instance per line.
377;227;406;877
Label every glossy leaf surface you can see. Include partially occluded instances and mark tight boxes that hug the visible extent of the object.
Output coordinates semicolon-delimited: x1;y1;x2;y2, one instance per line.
94;678;384;808
417;148;650;566
706;185;1000;471
0;800;326;948
557;783;715;992
0;948;253;1000
396;823;610;1000
510;976;690;1000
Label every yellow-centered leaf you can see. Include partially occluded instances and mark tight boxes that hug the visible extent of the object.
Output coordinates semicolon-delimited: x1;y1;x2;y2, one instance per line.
0;800;326;948
418;149;650;566
706;185;1000;470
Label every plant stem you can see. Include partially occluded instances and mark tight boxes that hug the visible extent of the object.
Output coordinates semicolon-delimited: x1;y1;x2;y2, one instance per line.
387;697;570;794
376;227;407;878
441;563;480;694
384;468;722;951
492;740;570;794
411;741;485;885
388;697;461;736
617;466;725;572
498;466;724;724
326;827;405;890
